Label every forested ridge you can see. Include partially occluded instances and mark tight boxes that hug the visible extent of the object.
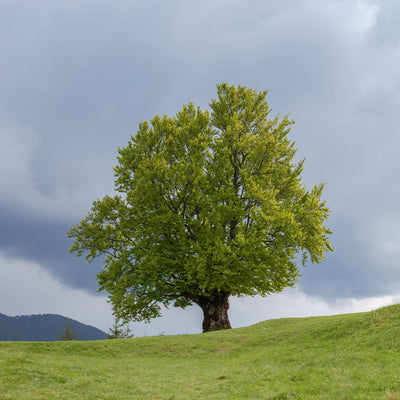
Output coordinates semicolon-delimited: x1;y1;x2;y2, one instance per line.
0;313;106;341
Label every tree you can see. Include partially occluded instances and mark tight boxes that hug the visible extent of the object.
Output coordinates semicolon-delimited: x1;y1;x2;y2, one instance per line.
59;321;77;341
107;318;134;339
68;83;333;333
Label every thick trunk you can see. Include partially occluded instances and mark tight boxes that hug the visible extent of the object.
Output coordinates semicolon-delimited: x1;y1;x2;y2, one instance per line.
197;292;231;333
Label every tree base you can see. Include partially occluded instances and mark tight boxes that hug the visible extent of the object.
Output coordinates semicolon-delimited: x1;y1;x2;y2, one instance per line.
198;292;231;333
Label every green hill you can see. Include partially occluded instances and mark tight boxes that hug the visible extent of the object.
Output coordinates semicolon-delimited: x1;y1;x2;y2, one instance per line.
1;304;400;399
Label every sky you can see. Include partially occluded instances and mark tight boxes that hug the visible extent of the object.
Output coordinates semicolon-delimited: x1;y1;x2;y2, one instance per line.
1;0;400;336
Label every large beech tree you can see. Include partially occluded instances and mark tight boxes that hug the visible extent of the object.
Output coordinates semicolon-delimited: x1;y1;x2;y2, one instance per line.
68;83;333;332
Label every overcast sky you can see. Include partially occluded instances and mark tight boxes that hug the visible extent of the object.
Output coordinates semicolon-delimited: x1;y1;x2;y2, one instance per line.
1;0;400;336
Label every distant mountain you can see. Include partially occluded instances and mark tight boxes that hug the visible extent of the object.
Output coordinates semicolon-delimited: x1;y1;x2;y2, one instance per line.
0;313;107;341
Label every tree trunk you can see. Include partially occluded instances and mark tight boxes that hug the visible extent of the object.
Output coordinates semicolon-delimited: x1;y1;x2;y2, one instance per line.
197;292;231;333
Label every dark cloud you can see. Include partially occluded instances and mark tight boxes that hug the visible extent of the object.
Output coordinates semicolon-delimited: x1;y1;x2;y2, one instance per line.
298;217;391;299
0;207;100;292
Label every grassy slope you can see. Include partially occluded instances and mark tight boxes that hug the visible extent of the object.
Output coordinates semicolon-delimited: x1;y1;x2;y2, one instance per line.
1;304;400;400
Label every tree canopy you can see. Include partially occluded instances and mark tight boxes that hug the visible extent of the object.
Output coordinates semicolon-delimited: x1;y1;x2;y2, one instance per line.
68;83;333;332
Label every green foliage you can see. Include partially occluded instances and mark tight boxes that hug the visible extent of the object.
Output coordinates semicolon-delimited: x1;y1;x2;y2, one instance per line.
68;83;333;326
1;305;400;399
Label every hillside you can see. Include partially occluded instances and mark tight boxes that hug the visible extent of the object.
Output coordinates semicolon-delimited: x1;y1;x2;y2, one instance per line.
0;313;106;341
1;304;400;399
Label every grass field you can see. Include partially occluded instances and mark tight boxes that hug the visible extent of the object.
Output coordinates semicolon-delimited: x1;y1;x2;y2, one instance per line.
1;304;400;399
